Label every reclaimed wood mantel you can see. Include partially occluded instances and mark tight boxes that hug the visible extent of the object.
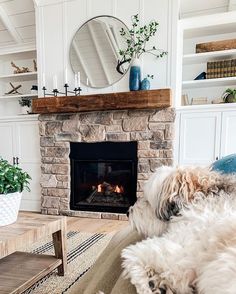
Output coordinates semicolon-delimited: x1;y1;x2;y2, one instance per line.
32;89;171;114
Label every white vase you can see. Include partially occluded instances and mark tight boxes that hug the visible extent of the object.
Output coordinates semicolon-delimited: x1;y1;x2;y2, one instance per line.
21;106;31;115
0;192;22;226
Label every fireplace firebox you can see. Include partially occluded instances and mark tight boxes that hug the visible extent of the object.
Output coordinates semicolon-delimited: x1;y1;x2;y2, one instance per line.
70;141;138;213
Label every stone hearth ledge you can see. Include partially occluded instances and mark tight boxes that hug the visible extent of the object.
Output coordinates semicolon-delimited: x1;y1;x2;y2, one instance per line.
39;108;175;219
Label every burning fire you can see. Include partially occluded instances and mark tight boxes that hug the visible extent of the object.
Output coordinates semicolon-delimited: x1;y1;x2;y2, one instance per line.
96;182;124;194
114;185;124;193
97;184;102;193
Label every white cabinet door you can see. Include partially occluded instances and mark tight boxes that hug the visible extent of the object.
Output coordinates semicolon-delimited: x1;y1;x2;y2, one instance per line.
16;120;41;212
221;111;236;157
179;112;221;166
0;122;15;163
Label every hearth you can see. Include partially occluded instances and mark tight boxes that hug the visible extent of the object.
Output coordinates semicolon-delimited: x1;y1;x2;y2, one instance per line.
70;141;138;213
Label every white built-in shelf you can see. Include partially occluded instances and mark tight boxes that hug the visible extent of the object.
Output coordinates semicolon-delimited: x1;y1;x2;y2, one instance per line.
0;93;38;100
0;72;37;81
182;77;236;89
183;49;236;65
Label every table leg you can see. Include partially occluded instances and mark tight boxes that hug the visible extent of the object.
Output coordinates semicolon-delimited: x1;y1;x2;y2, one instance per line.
52;220;67;276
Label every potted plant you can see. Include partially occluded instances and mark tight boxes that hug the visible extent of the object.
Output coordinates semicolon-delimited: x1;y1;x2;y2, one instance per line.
222;88;236;103
18;98;32;114
119;14;167;91
0;158;31;226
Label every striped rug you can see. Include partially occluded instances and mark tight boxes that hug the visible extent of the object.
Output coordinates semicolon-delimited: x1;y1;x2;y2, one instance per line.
23;231;114;294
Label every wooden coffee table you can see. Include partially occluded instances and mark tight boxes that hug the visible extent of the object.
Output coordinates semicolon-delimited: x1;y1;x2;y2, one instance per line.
0;212;67;294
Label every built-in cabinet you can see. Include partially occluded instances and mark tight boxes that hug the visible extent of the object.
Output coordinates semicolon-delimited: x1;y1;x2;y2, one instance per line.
0;115;41;211
176;107;236;165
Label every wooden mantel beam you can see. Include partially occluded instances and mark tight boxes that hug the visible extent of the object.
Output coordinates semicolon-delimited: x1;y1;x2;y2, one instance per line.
32;89;172;114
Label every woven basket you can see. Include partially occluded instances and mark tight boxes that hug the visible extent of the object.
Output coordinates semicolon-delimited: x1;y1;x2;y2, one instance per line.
0;192;22;226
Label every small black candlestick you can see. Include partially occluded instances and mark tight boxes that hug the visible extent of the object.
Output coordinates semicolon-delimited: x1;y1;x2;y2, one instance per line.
42;86;46;97
77;87;82;96
53;89;59;97
64;83;69;96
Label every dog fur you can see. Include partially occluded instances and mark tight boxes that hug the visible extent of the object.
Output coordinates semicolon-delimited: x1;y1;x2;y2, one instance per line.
143;166;236;221
122;195;236;294
128;197;168;238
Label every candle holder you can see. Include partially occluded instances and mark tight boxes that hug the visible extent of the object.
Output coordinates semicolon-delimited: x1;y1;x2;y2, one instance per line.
64;83;69;96
42;85;82;97
53;89;59;97
42;86;46;97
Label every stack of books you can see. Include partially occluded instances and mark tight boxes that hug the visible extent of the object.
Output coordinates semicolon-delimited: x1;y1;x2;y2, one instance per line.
206;59;236;79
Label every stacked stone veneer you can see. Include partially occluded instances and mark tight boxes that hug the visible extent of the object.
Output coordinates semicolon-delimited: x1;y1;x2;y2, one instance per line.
39;108;175;219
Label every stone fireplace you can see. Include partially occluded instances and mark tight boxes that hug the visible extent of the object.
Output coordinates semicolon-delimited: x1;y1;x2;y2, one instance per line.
39;108;175;219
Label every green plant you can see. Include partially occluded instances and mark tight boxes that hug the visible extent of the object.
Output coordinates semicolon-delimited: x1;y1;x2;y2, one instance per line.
0;158;31;194
145;74;154;79
18;98;31;107
222;88;236;103
119;14;167;61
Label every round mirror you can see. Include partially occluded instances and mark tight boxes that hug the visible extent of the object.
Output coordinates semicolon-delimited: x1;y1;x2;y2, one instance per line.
69;16;132;88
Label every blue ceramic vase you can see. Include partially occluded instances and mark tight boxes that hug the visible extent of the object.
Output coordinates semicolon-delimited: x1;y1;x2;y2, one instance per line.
140;78;150;90
129;58;141;91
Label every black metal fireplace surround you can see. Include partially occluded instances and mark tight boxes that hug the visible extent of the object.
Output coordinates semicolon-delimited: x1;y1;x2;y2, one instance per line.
70;141;138;213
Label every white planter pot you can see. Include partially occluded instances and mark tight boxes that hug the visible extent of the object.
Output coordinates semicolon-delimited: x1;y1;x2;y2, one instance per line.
0;192;22;226
21;106;32;115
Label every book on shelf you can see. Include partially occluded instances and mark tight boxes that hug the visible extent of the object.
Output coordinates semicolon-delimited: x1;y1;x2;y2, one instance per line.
206;59;236;79
191;97;208;105
181;94;189;106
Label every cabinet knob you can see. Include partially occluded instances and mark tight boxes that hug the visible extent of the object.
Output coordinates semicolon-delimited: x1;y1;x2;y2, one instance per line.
16;157;19;165
13;157;15;165
216;157;219;160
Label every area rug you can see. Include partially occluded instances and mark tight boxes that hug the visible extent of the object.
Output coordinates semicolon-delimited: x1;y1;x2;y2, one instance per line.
23;230;115;294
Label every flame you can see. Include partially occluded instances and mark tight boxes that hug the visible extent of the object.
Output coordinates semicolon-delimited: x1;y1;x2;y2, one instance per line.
97;184;102;192
114;185;124;193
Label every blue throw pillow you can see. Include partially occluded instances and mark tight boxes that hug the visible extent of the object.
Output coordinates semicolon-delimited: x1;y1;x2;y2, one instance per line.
211;154;236;174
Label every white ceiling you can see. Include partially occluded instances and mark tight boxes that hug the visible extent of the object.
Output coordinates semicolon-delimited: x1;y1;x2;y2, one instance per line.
0;0;35;47
0;0;234;48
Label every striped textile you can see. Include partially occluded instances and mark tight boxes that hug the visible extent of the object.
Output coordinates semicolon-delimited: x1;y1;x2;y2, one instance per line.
23;231;114;294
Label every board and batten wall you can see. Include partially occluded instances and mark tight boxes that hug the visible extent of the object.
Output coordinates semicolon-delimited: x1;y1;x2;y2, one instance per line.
34;0;179;97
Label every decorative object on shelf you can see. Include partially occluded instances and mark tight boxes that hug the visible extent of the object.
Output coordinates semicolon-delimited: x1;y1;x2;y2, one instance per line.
18;98;32;114
194;72;206;80
222;88;236;103
11;61;30;74
191;97;208;105
211;97;224;104
129;58;141;91
119;14;167;91
33;59;37;72
207;59;236;79
0;158;31;226
31;85;38;94
5;82;22;95
181;94;189;105
196;38;236;53
140;74;153;90
42;72;82;98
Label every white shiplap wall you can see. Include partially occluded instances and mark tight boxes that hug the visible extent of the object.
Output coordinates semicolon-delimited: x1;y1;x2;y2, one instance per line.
35;0;177;96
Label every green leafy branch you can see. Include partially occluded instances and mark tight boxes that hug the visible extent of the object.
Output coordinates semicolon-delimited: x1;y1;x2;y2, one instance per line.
119;14;167;61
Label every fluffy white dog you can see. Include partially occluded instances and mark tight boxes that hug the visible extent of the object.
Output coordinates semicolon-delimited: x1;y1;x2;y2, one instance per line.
128;166;236;238
144;165;236;222
122;196;236;294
